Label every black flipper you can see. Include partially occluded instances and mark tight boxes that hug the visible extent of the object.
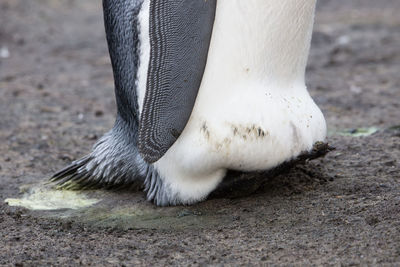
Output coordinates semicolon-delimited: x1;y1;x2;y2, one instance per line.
138;0;217;163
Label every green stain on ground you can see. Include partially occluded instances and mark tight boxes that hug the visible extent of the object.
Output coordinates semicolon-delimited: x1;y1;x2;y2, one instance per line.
5;185;100;210
75;206;228;230
329;127;379;137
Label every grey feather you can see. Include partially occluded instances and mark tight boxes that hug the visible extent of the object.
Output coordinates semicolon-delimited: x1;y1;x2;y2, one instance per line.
51;116;147;191
103;0;142;123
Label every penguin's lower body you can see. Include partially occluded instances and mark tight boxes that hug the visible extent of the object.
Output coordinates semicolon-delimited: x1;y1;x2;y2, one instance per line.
151;82;326;205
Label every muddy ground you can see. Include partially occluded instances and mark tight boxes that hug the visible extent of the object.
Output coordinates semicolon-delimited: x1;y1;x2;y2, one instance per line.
1;0;400;265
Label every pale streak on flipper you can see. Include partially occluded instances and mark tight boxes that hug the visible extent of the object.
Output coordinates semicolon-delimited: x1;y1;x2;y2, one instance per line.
138;0;217;163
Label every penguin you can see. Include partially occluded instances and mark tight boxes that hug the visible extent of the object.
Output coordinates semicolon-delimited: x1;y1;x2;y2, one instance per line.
51;0;327;206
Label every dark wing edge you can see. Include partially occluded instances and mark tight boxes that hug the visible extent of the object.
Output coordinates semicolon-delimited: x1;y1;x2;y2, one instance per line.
138;0;217;163
103;0;142;124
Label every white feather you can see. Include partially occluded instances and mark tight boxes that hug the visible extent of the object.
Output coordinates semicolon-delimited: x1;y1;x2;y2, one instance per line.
136;0;150;114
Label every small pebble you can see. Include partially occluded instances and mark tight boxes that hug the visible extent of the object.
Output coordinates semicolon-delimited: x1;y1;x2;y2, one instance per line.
86;134;98;140
0;46;10;58
95;110;104;117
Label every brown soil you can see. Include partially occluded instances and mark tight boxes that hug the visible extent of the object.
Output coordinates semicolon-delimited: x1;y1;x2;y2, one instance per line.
1;0;400;265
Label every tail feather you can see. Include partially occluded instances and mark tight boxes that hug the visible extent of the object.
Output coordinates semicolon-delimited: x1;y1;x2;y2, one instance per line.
51;156;103;190
50;120;148;191
51;156;91;183
51;155;146;191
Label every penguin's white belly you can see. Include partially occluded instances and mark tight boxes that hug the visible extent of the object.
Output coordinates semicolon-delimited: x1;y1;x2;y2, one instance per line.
164;0;326;172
